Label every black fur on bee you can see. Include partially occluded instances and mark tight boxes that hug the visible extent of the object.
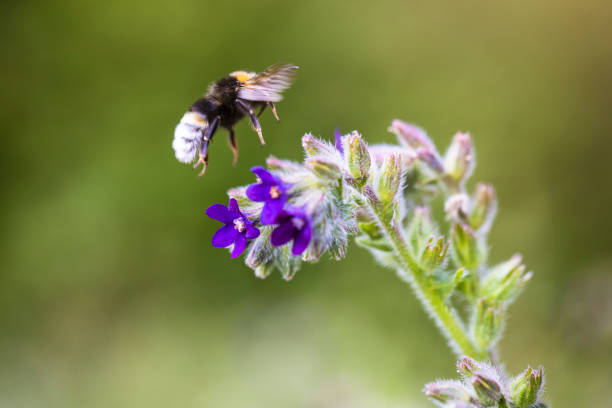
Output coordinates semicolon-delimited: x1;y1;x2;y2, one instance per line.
172;63;298;177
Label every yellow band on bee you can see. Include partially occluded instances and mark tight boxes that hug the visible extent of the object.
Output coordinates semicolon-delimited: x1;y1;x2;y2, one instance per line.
230;71;255;83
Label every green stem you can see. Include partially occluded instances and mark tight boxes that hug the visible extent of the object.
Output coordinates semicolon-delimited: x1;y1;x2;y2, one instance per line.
367;198;487;360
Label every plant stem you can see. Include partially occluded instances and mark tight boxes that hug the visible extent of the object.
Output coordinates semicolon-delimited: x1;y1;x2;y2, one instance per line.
367;198;487;360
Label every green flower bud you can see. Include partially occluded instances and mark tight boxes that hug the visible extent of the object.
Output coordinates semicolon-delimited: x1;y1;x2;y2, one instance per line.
245;227;274;270
443;132;475;189
471;373;502;405
346;131;371;188
254;263;273;279
480;254;532;303
469;183;497;232
472;298;504;349
306;156;342;183
421;236;450;272
451;223;485;270
407;206;438;258
377;154;402;205
510;366;544;408
302;132;337;157
424;380;473;404
457;357;477;378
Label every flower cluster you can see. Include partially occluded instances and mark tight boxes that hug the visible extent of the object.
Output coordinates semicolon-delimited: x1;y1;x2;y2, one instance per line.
206;167;313;262
424;357;547;408
201;119;545;407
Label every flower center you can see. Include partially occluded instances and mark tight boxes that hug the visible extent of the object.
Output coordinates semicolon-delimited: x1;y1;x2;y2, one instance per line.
291;217;305;230
269;186;281;199
233;218;246;232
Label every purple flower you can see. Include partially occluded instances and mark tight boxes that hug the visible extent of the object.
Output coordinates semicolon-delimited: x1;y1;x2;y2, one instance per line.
206;198;260;258
270;206;312;256
334;127;344;155
246;166;290;225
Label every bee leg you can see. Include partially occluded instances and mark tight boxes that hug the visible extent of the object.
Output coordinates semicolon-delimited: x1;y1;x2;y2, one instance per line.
228;127;238;166
268;102;280;122
193;116;219;177
257;104;266;117
236;99;265;145
193;149;209;177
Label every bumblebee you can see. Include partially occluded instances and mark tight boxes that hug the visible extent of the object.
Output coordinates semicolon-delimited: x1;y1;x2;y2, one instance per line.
172;63;298;176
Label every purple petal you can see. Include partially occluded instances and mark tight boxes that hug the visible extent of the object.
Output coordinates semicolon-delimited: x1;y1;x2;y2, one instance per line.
231;234;247;258
271;222;295;246
292;220;312;256
245;223;260;239
228;198;240;213
206;204;232;223
260;199;285;225
251;166;277;184
246;183;271;202
334;127;344;155
211;225;238;247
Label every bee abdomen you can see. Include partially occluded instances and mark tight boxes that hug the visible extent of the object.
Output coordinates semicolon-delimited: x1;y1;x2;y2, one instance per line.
173;111;208;163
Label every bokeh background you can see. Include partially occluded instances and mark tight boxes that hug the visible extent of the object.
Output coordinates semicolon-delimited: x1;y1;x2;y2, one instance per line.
1;0;611;406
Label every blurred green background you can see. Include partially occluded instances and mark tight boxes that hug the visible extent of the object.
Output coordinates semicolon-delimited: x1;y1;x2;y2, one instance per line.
1;0;611;406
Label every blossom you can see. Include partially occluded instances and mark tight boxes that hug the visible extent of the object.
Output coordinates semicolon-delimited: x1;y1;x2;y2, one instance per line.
270;206;312;256
206;198;260;258
246;166;290;224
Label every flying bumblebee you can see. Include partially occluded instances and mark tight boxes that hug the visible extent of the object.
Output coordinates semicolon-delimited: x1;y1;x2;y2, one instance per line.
172;63;298;176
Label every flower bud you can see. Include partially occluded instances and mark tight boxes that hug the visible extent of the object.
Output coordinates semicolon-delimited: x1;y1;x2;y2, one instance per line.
416;147;444;173
266;155;304;173
443;132;475;188
450;223;485;270
510;366;544;408
377;154;402;205
472;298;504;349
457;357;477;378
471;373;502;405
469;183;497;232
254;263;273;279
346;131;371;187
388;119;436;152
445;193;470;222
407;207;438;257
421;236;450;272
302;132;336;158
245;227;274;270
275;245;302;281
306;156;342;183
423;380;472;404
481;254;532;303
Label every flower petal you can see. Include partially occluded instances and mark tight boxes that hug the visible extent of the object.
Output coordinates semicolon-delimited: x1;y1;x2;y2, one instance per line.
251;166;277;184
206;204;232;223
260;199;285;225
271;222;295;246
292;219;312;255
334;127;344;155
211;225;238;247
228;198;240;213
246;183;271;202
245;223;260;239
231;234;247;258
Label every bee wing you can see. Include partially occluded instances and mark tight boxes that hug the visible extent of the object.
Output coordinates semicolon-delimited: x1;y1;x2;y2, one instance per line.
238;63;298;103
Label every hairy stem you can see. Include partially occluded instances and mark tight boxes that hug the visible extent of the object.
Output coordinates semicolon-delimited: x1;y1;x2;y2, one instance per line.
367;197;487;360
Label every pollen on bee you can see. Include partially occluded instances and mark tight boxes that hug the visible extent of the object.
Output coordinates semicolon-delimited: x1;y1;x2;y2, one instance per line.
230;71;255;83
